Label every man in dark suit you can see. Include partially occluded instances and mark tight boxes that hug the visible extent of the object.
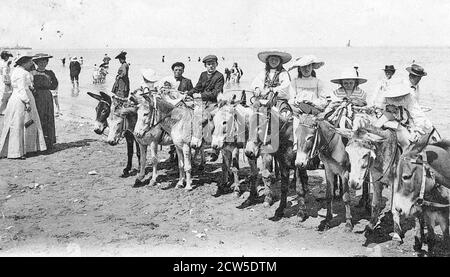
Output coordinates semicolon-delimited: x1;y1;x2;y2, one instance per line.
172;62;193;92
188;55;224;103
188;55;224;170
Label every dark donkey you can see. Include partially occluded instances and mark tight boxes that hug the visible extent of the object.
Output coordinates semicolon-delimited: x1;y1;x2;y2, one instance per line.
243;92;297;220
88;91;140;177
393;132;450;253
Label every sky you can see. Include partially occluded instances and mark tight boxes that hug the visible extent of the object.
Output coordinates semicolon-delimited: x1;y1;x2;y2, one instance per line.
1;0;450;49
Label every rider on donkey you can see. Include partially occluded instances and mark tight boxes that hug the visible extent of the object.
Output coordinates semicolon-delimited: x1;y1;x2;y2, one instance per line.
287;54;327;152
251;49;292;118
187;55;225;162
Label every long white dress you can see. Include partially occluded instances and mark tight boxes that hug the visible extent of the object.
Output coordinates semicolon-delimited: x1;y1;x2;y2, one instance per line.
0;66;46;158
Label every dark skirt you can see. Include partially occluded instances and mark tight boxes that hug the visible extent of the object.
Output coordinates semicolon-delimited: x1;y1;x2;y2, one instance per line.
33;89;56;149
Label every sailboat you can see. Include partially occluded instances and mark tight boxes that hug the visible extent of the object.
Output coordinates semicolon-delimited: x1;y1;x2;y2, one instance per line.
346;40;351;47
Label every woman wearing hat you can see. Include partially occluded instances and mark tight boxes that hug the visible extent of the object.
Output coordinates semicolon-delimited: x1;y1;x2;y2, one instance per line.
406;63;427;103
0;51;14;115
31;53;59;150
112;51;130;98
369;65;396;107
374;80;433;148
0;55;46;159
251;50;292;114
330;68;367;106
287;55;327;150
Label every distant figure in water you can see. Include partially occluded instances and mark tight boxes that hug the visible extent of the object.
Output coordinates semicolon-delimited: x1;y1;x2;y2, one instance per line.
224;68;231;82
162;55;165;63
353;64;359;77
198;57;201;62
79;57;84;65
188;57;191;62
222;56;225;61
61;57;66;67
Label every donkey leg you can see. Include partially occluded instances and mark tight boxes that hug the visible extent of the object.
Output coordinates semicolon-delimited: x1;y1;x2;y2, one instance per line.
238;158;259;208
413;213;425;253
183;144;193;191
122;133;134;177
342;175;353;232
214;149;231;196
368;182;383;231
322;167;335;230
134;144;147;187
148;141;159;186
356;175;371;214
231;147;241;196
175;146;185;189
135;139;141;169
262;154;275;208
274;162;289;219
424;214;436;256
296;167;309;222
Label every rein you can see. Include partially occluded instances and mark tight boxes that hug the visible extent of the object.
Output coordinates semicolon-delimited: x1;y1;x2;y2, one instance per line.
403;152;450;209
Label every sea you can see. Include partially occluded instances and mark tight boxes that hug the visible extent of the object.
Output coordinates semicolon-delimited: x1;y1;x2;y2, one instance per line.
11;47;450;138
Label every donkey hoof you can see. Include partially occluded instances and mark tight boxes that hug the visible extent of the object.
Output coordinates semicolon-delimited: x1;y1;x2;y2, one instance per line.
149;179;157;186
297;210;309;222
184;185;193;191
121;169;130;178
344;222;353;232
392;233;403;245
133;179;143;187
274;208;284;219
175;182;184;189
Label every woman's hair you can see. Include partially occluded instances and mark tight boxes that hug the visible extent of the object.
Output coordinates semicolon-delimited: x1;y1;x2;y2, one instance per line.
340;79;359;88
297;68;316;78
265;56;285;71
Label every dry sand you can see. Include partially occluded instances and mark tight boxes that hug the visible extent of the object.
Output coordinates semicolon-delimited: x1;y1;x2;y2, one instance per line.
0;116;447;257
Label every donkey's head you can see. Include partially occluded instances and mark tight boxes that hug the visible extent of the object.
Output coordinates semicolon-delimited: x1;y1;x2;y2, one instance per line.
106;96;137;145
294;114;318;169
336;127;385;190
87;91;111;135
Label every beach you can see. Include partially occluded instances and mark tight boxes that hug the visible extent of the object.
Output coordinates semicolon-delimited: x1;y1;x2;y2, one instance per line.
0;47;450;256
0;115;446;257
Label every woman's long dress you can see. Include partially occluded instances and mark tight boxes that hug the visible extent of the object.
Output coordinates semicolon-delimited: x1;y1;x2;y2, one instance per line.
0;67;46;158
32;69;58;149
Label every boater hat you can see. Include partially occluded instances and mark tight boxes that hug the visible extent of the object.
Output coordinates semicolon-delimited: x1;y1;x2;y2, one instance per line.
289;54;324;70
32;53;53;61
406;64;427;77
257;49;292;64
331;68;367;84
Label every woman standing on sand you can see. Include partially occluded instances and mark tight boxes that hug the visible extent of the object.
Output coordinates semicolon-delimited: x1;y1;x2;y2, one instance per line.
0;55;46;159
31;53;59;151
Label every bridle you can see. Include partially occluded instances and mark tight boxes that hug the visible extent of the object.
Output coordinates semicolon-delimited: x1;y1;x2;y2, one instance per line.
401;152;450;208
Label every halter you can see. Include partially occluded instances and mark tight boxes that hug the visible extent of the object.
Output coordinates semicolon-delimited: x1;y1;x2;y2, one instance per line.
401;152;450;208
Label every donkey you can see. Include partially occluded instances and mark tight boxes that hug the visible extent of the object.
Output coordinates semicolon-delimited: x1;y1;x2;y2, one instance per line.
393;134;450;251
88;91;141;177
243;92;297;219
336;125;400;232
134;92;198;190
211;92;258;196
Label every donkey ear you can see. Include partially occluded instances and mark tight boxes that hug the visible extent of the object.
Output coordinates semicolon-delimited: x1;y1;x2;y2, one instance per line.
99;91;112;105
363;132;386;143
334;127;353;138
87;92;102;102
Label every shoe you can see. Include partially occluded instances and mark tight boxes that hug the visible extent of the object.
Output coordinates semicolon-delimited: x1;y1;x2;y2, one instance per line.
210;152;219;162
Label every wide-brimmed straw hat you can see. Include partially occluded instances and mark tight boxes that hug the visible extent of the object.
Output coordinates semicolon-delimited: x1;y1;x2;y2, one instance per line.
257;49;292;64
382;80;412;98
14;55;35;66
70;56;78;61
141;68;158;82
289;54;324;70
32;53;53;61
331;68;367;84
406;64;427;77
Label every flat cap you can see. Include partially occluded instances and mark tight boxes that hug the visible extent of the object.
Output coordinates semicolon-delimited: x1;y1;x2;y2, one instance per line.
202;55;218;63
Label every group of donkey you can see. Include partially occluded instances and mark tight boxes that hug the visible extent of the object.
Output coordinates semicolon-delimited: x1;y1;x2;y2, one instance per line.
88;89;450;255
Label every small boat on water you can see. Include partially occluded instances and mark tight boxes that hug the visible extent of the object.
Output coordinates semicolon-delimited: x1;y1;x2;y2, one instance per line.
346;40;351;47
